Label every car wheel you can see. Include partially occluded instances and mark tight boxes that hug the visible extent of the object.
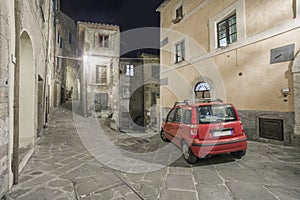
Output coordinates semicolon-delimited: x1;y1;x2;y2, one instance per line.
230;150;246;159
182;141;197;164
160;129;170;142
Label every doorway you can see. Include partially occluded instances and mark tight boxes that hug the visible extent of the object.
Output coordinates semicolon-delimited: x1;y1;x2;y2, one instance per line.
19;31;35;149
37;75;44;136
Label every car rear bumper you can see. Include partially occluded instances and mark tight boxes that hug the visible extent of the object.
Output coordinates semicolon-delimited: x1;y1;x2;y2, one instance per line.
190;136;247;157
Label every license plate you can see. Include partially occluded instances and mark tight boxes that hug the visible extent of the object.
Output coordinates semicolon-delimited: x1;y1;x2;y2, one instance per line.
213;130;233;137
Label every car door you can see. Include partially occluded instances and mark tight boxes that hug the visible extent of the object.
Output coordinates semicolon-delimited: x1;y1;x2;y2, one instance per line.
171;108;183;145
180;108;193;140
163;108;176;140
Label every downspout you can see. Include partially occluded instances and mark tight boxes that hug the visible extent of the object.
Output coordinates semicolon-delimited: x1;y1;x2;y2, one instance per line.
52;0;57;107
43;0;52;127
12;0;20;185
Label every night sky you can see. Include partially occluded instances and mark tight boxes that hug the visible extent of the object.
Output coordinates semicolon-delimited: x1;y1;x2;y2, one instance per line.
60;0;165;56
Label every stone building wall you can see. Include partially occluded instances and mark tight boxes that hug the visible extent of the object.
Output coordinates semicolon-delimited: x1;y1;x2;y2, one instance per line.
140;53;160;130
57;12;79;101
157;0;300;145
239;110;295;145
0;0;56;198
0;0;12;197
77;22;120;117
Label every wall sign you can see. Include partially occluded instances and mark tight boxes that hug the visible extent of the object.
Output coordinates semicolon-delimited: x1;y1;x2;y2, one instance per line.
160;37;169;47
160;78;168;85
270;44;295;64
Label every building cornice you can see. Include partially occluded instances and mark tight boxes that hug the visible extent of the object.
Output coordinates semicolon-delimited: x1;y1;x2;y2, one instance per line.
156;0;171;12
77;21;120;31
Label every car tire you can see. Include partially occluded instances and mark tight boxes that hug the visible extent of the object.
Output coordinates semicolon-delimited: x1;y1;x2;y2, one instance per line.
160;129;170;142
182;141;198;164
230;150;246;159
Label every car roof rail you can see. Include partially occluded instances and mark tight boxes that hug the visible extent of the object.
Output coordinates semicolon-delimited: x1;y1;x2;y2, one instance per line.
174;101;188;106
196;98;223;103
182;98;223;104
174;98;223;106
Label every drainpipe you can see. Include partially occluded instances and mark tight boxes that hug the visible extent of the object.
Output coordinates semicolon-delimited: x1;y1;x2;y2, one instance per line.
12;0;20;185
53;0;57;107
43;0;52;127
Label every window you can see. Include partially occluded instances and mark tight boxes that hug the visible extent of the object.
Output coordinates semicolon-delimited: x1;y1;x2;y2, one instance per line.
195;81;210;92
125;64;134;76
122;86;131;99
195;81;211;98
151;92;157;106
95;93;109;110
174;108;183;123
57;31;62;48
217;14;237;48
173;6;183;23
57;31;60;43
68;32;72;44
183;110;192;124
208;0;245;51
176;6;183;19
175;41;185;63
167;109;176;122
99;34;109;48
59;36;62;48
198;105;237;124
151;65;159;79
96;65;107;84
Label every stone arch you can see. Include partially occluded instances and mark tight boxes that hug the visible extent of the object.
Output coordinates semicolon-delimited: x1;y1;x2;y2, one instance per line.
19;31;35;148
0;0;13;194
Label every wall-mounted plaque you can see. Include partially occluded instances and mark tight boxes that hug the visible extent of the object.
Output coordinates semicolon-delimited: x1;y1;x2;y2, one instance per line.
160;78;169;85
160;37;169;47
270;44;295;64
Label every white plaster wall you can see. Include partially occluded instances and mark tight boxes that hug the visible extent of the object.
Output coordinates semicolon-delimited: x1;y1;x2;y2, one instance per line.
19;32;35;148
17;0;53;146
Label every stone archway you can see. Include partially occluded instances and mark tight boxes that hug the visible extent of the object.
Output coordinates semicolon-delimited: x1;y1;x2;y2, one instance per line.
19;31;35;149
292;51;300;144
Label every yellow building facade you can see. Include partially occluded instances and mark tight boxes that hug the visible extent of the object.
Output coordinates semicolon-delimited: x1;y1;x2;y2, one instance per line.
157;0;300;145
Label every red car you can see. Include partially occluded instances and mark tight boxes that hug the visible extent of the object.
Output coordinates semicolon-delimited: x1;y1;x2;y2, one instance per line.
161;99;247;164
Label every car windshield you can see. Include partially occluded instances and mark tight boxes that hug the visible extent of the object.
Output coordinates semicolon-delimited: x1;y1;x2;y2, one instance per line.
197;104;237;124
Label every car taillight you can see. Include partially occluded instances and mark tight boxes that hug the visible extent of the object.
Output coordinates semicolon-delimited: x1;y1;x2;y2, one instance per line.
240;121;245;133
239;121;243;129
190;125;198;139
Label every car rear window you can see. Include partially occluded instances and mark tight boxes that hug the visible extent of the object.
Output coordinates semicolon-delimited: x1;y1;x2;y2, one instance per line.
197;104;237;124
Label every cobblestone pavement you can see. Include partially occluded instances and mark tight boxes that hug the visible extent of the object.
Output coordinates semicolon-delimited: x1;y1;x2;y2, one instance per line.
3;103;300;200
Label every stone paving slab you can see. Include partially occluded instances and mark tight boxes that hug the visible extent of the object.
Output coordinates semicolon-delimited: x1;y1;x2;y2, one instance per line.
195;184;233;200
166;174;196;191
192;169;223;185
3;103;300;200
160;189;198;200
226;182;276;200
265;185;300;200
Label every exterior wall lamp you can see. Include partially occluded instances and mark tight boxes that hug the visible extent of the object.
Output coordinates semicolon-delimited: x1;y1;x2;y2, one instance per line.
281;87;290;97
83;55;88;61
